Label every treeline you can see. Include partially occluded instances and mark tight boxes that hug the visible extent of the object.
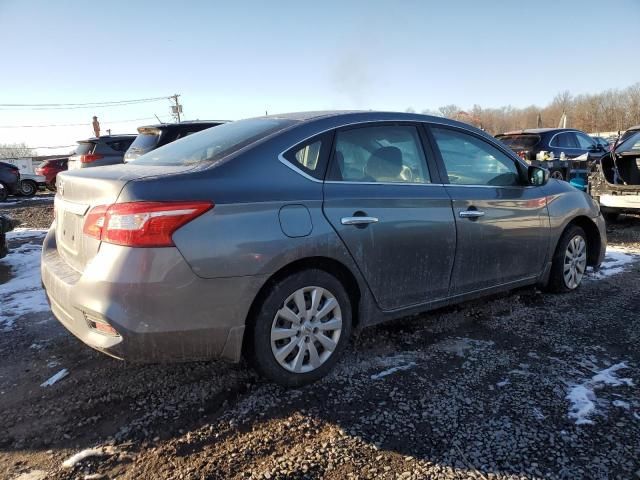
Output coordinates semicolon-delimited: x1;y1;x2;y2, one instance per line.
0;143;33;159
410;83;640;135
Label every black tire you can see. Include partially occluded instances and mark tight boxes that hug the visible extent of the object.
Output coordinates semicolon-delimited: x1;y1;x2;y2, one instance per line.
603;211;619;223
19;180;37;197
550;169;565;181
545;225;588;293
0;183;7;202
46;183;57;192
248;269;352;387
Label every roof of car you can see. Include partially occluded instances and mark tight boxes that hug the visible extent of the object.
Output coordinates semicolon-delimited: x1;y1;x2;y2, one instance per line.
498;128;580;135
78;134;137;143
138;120;229;130
625;125;640;132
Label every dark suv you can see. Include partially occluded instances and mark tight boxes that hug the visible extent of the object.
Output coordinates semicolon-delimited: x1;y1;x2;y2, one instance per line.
124;121;227;162
68;135;136;170
0;161;21;201
496;128;608;181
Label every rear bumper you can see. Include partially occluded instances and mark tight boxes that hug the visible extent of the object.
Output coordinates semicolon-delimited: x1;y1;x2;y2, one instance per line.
599;193;640;211
41;226;267;363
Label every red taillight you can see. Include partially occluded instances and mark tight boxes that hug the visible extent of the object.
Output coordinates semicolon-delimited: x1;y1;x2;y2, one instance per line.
517;150;528;161
79;153;104;164
83;201;213;247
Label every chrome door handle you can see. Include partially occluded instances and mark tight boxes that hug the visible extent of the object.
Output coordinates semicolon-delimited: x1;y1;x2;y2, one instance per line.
459;210;485;219
341;216;379;225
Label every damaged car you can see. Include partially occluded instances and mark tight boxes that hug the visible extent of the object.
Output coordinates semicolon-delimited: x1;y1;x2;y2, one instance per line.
42;111;606;386
588;126;640;221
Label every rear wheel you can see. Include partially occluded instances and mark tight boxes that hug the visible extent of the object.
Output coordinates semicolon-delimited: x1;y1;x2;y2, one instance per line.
546;225;588;293
19;180;37;197
248;269;352;386
0;183;7;202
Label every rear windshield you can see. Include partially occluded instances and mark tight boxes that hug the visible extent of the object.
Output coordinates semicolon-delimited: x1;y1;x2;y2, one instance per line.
128;132;161;152
74;142;95;155
132;118;296;166
496;134;541;150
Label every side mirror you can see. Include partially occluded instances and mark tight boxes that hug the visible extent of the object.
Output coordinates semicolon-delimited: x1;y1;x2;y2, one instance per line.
528;165;549;186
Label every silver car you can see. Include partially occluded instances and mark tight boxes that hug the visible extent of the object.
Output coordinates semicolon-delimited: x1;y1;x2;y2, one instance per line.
67;135;136;170
42;111;606;386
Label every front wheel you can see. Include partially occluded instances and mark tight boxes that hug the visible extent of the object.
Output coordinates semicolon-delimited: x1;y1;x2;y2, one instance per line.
545;225;588;293
248;269;352;387
0;183;7;202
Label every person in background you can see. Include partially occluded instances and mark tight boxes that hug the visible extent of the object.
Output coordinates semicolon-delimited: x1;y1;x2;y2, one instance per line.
92;116;100;137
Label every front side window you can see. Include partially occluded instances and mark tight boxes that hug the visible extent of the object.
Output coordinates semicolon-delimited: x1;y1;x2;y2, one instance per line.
329;125;430;183
432;127;521;186
575;133;596;149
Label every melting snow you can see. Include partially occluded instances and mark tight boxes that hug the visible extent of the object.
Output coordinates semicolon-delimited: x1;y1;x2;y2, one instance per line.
566;362;634;425
370;362;417;380
40;368;68;387
0;229;49;331
61;446;117;468
612;400;630;409
588;247;639;280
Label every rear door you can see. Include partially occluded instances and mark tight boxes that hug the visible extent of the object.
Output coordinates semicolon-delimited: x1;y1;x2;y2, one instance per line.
428;125;549;295
322;123;456;310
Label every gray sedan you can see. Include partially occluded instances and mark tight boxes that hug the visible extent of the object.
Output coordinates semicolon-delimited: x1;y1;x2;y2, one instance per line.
41;111;606;386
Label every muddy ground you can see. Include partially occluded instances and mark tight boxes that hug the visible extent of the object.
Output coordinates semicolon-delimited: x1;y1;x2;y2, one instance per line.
1;196;639;480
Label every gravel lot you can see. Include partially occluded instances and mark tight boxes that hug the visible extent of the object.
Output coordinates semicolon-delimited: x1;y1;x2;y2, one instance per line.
1;196;639;480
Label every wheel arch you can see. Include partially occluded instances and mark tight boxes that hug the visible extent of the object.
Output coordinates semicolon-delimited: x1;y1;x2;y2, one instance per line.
563;215;602;266
242;256;362;355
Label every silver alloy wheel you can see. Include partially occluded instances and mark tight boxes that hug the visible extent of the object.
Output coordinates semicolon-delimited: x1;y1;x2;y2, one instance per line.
563;235;587;289
270;286;342;374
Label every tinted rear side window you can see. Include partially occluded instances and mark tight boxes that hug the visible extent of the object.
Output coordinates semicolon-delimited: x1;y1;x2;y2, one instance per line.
496;134;540;150
132;118;295;166
74;143;95;155
129;133;161;151
551;132;579;148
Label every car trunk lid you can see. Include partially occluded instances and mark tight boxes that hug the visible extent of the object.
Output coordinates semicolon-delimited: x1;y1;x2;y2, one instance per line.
54;164;195;272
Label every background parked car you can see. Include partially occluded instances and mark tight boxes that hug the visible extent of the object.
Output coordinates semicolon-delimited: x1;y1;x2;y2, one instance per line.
123;121;228;162
589;128;640;221
592;136;612;152
496;128;608;184
0;161;21;201
43;111;606;387
68;135;136;170
0;214;18;259
35;158;68;191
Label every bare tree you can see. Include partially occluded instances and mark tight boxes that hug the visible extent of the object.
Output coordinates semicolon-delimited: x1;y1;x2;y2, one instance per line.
0;142;34;159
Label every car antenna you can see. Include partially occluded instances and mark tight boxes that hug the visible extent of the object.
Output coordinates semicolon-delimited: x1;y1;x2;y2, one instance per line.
154;114;163;124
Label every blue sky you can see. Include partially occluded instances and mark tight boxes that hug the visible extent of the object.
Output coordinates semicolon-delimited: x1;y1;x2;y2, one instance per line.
0;0;638;152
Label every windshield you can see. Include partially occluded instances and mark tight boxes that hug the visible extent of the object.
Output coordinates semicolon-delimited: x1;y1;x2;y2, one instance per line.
73;142;95;155
495;134;540;150
131;118;295;166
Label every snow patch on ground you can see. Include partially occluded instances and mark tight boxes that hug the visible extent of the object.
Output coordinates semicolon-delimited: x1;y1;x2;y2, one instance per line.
588;247;640;280
61;446;117;468
0;229;49;331
566;362;634;425
370;361;417;380
40;368;68;387
11;471;48;480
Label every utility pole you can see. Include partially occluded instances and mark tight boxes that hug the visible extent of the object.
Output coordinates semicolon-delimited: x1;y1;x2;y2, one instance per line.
170;94;183;123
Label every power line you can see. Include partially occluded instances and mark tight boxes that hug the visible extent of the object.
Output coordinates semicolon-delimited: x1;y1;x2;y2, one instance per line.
0;96;169;108
0;116;158;128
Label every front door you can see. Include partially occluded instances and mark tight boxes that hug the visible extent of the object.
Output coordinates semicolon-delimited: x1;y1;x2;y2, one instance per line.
322;123;456;310
429;125;549;295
